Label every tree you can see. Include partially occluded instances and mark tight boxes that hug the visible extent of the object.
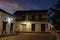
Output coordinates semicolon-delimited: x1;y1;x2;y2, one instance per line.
49;1;60;30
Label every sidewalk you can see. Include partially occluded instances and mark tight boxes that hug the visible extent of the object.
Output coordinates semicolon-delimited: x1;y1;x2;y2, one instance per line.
16;31;51;34
0;33;19;38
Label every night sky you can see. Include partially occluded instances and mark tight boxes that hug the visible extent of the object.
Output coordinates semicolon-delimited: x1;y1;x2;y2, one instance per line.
0;0;58;14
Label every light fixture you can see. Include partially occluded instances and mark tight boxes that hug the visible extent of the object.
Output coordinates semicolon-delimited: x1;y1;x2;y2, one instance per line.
26;22;30;27
24;22;30;27
7;17;11;24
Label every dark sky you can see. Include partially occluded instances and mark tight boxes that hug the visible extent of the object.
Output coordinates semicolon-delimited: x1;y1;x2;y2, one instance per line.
0;0;58;14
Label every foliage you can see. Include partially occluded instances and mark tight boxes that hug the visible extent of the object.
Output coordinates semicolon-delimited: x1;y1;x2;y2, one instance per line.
49;1;60;30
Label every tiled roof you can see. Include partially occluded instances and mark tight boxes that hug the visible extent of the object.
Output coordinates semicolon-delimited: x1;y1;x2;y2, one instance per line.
14;10;48;15
0;9;13;16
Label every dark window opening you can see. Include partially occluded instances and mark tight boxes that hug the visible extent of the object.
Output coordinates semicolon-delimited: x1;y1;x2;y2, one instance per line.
39;14;42;20
32;24;35;31
16;16;26;21
41;24;45;32
22;16;26;20
10;23;13;33
2;22;7;34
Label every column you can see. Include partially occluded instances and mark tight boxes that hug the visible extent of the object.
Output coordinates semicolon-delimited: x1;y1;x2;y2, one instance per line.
13;17;16;33
6;23;10;34
0;13;3;35
0;22;3;35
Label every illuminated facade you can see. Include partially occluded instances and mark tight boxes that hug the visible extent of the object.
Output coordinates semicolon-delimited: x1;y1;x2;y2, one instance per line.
0;9;16;35
14;10;51;32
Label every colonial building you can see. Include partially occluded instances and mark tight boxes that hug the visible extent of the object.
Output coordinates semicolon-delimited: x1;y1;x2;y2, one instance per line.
0;9;16;35
14;10;51;32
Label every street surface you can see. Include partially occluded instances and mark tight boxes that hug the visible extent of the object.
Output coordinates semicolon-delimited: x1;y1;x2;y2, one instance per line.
0;33;57;40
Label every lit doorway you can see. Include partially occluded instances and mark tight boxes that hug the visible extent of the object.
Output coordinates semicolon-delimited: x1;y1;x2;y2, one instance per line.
21;24;26;31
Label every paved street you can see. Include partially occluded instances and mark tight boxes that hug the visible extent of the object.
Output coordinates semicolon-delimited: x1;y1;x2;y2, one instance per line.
0;33;57;40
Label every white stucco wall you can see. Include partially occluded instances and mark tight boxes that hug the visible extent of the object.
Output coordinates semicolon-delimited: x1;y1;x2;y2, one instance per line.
16;21;49;32
0;11;15;35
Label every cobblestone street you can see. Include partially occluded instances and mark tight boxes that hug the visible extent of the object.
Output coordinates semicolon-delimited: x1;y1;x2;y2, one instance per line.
0;33;57;40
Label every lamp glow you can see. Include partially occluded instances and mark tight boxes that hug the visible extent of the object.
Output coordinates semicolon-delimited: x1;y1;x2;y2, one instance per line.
24;22;30;27
26;22;30;26
7;17;11;24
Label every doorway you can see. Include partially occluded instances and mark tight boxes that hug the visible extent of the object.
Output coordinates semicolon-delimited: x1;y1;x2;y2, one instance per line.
2;22;7;34
41;24;45;32
10;23;13;33
32;24;35;31
21;24;26;31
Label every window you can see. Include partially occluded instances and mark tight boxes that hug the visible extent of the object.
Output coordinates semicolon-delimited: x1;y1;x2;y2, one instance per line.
16;16;20;21
31;15;35;20
16;16;26;21
41;15;47;20
35;15;39;20
28;15;35;21
39;14;42;20
22;16;26;21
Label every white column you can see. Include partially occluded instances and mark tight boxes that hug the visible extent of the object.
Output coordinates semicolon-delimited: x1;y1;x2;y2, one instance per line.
45;24;49;32
13;17;16;33
6;23;10;34
35;23;41;32
26;14;28;21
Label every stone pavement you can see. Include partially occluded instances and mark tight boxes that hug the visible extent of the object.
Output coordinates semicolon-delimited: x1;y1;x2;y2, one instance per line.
0;33;57;40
